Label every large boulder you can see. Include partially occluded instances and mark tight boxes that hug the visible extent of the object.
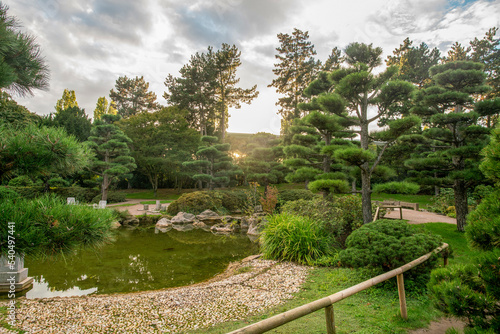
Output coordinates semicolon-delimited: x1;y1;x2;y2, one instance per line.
171;212;196;224
247;217;264;236
196;210;222;225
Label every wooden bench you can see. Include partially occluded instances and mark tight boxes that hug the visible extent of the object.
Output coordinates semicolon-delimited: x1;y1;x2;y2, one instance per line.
373;200;419;221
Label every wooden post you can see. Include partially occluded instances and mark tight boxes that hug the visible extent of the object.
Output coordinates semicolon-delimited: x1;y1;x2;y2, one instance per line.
325;305;336;334
396;274;408;320
399;207;402;219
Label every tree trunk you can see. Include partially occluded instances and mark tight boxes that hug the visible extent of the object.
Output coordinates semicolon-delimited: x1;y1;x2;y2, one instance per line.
351;180;357;195
361;164;372;224
101;174;109;201
454;179;468;232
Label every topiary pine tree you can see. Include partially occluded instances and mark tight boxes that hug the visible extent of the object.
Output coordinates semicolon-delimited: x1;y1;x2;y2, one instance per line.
407;61;493;231
300;43;418;223
87;114;136;201
183;135;240;190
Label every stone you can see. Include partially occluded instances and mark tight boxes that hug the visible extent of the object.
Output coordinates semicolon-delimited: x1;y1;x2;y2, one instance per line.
171;212;196;224
122;217;140;226
156;218;172;228
247;217;261;236
211;224;233;234
196;210;221;220
172;224;195;232
110;221;122;229
155;226;172;233
193;221;210;231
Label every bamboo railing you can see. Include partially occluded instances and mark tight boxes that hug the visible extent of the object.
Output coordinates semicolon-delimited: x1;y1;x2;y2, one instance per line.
228;243;449;334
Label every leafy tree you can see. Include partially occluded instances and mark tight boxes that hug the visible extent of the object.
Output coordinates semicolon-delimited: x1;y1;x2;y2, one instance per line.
213;43;259;141
109;75;159;118
87;114;136;201
386;38;441;88
93;96;117;120
269;28;321;134
118;107;200;197
0;123;91;189
408;61;492;231
164;51;218;136
302;42;417;224
55;88;78;113
0;3;49;96
0;91;40;126
183;136;240;190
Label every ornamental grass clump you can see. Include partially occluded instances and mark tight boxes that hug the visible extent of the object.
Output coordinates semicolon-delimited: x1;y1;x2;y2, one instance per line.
0;194;117;256
260;213;333;265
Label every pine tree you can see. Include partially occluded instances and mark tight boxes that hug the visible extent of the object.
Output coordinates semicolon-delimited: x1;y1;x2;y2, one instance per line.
302;42;418;223
408;61;491;231
87;114;136;201
109;76;159;118
269;28;321;134
0;4;49;96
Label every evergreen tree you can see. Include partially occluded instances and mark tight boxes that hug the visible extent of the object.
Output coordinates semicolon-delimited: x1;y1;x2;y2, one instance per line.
49;106;92;142
213;44;259;141
386;38;441;88
87;114;136;201
183;136;240;190
0;3;49;96
446;42;471;62
302;42;418;223
109;75;159;118
0;91;40;127
408;61;492;231
269;28;321;134
164;51;218;136
93;96;117;120
118;107;200;197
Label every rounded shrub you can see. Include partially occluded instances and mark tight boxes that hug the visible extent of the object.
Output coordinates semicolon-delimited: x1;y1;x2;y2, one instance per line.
465;190;500;251
8;175;34;187
261;213;333;265
277;189;316;210
216;190;248;212
372;181;420;194
167;191;222;215
339;219;443;281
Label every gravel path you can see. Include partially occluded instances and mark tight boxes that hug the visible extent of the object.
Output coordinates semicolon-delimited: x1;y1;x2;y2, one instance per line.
383;208;457;224
0;257;309;334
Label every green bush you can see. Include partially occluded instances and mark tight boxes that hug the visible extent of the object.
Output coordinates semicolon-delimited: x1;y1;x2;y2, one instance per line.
428;250;500;332
0;194;116;256
3;186;100;203
47;177;70;187
167;191;222;215
91;191;127;204
465;190;500;251
339;220;443;281
372;181;420;194
281;195;366;248
260;213;333;265
0;186;20;200
8;175;33;187
277;189;316;210
216;190;248;212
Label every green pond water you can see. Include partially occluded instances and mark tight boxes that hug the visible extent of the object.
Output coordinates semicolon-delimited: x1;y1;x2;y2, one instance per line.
22;228;259;299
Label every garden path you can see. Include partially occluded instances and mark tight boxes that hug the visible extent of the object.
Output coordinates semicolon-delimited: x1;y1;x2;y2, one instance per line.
383;208;457;224
107;199;169;216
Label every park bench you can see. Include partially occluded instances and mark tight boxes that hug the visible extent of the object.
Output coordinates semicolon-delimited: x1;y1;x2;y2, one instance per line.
373;200;419;221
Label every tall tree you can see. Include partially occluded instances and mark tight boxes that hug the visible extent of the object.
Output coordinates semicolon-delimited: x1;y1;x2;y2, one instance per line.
303;43;417;224
49;106;92;142
118;107;200;197
164;51;218;136
269;28;320;134
408;61;492;231
0;91;40;126
109;76;159;118
0;3;49;96
93;96;117;120
213;43;259;141
470;27;500;99
55;89;78;113
446;42;471;62
386;38;441;88
87;114;136;201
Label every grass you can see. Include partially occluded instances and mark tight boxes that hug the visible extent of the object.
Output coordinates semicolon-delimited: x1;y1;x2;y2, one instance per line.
371;193;434;210
0;304;25;333
193;223;475;334
139;200;172;205
123;188;187;200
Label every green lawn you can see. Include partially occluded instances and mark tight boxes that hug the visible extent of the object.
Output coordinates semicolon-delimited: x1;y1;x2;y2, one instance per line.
123;189;186;200
196;223;474;334
139;200;172;205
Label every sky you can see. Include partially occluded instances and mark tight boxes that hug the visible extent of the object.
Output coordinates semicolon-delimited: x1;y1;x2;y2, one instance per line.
5;0;500;135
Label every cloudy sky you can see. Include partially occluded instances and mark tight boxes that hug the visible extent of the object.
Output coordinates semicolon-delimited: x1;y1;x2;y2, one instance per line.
6;0;500;134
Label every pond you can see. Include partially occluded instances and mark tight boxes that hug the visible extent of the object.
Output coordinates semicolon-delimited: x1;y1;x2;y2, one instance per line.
20;228;259;299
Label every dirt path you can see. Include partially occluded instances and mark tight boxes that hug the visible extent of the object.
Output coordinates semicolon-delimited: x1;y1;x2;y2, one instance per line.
383;208;457;224
107;199;169;216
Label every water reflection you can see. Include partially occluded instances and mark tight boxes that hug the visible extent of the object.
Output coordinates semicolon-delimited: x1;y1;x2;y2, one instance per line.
23;228;258;299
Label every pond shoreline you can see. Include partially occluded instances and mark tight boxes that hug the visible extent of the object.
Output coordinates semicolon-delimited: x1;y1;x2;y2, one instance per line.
1;256;309;333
